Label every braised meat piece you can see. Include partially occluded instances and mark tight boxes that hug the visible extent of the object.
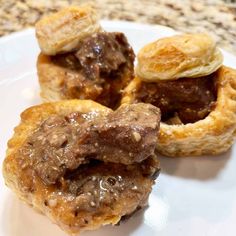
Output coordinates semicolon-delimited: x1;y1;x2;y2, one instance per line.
22;103;160;185
135;73;217;124
79;103;161;165
75;32;128;79
51;32;135;108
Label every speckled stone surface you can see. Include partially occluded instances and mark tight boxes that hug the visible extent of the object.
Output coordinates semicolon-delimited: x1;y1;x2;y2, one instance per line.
0;0;236;54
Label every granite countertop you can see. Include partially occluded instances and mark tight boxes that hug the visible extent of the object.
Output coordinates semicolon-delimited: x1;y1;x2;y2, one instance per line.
1;0;236;54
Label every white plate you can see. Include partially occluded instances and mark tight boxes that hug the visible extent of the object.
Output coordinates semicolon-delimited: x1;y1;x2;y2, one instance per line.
1;21;236;236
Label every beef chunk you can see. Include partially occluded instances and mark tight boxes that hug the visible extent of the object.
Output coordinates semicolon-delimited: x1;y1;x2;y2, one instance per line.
75;32;130;79
77;103;161;165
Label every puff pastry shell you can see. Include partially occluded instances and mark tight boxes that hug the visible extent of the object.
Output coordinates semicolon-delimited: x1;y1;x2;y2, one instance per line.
3;100;159;234
136;33;223;81
35;6;101;55
122;66;236;156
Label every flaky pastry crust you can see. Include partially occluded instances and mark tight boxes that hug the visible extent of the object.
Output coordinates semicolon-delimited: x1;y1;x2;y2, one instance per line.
122;66;236;156
3;100;157;234
35;6;101;55
136;33;223;81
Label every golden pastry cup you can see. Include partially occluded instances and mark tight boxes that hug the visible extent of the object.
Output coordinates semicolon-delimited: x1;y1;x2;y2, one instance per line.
121;66;236;157
3;100;157;234
36;6;134;108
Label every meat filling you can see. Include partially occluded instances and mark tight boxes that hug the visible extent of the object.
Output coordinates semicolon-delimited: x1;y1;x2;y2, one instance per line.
17;104;160;219
135;73;217;124
21;103;160;185
51;32;135;108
